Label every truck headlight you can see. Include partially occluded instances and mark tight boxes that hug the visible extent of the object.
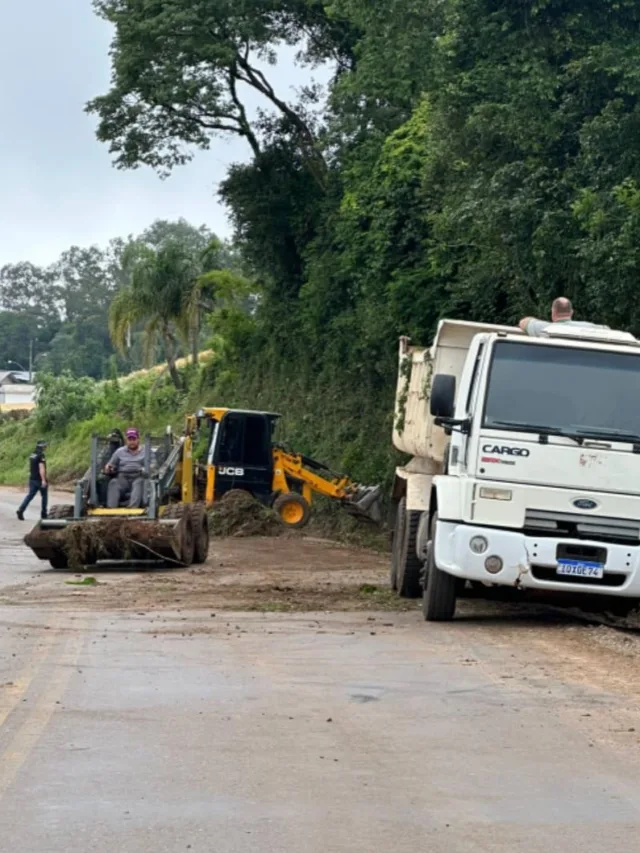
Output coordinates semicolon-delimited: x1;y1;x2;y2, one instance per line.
478;487;512;501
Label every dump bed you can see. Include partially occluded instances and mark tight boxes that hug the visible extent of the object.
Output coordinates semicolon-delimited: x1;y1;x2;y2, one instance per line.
392;320;521;461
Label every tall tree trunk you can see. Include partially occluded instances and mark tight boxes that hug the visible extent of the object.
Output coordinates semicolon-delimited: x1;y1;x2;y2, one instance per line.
191;311;200;366
162;325;181;389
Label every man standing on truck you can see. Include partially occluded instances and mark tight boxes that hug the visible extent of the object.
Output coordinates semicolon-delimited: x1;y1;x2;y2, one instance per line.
16;440;48;521
104;427;146;508
519;297;604;336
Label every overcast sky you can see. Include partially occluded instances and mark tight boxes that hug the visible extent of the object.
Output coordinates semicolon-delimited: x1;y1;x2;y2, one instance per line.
0;1;326;267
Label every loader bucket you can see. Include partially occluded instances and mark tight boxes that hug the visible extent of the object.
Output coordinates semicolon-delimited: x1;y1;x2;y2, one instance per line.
343;485;383;525
25;515;188;569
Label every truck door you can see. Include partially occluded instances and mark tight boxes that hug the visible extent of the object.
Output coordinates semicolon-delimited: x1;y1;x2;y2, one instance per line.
213;412;273;501
453;342;485;472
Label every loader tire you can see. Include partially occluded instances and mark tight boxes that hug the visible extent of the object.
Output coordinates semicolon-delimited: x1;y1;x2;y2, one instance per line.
393;498;422;599
46;506;74;570
49;552;69;570
161;504;195;566
48;505;74;519
422;513;457;622
273;493;311;529
179;506;195;567
192;503;210;564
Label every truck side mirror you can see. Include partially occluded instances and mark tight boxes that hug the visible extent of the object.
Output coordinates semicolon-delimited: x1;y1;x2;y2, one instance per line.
430;374;456;419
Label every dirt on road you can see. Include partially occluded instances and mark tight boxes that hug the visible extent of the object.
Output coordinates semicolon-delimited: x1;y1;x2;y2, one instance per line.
2;535;417;613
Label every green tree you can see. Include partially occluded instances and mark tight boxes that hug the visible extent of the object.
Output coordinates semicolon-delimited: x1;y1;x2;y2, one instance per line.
189;238;255;364
86;0;355;185
137;218;214;257
81;0;640;493
219;121;326;303
109;241;199;388
35;372;98;433
0;263;62;357
0;312;42;371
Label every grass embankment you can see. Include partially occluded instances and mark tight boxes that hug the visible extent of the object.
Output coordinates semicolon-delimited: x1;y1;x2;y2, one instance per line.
0;370;193;486
0;355;394;550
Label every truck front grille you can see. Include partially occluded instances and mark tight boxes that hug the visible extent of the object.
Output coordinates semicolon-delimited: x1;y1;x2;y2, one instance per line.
524;509;640;546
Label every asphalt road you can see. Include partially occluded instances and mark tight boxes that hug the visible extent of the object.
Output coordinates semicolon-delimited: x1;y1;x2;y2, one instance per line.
1;488;640;851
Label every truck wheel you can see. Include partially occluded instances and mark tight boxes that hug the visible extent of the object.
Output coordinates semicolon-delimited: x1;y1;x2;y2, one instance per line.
389;499;405;590
394;498;422;599
422;513;457;621
192;503;210;564
273;493;311;529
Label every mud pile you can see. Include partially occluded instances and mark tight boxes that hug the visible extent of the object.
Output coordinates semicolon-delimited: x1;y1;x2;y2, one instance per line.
61;519;175;568
208;490;285;538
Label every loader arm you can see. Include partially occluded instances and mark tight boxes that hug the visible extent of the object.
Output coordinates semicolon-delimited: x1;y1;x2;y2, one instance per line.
272;447;382;524
273;448;355;499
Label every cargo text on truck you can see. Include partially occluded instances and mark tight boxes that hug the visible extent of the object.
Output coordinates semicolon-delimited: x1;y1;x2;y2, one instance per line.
389;321;640;621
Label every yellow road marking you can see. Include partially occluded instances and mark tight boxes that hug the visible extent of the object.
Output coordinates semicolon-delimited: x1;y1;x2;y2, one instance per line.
0;623;61;730
0;621;86;798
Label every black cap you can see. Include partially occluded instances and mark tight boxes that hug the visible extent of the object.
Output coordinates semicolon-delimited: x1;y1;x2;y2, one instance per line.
36;439;48;448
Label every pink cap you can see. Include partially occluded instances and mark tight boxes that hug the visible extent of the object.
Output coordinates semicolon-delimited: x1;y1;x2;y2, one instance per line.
126;427;139;438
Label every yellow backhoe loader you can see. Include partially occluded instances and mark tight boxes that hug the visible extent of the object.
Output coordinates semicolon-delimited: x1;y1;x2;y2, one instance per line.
24;408;381;569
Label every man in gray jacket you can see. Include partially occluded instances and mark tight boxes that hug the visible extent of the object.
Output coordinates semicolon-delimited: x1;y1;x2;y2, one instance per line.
105;427;146;508
519;297;604;336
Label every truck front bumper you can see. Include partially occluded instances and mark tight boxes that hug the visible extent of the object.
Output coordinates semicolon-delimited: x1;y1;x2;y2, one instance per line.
435;521;640;597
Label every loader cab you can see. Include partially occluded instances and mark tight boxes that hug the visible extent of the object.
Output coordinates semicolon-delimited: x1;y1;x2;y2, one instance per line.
203;409;280;504
84;430;174;510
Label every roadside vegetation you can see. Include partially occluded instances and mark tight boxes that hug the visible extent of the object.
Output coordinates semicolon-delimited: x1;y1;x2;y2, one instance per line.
2;0;640;515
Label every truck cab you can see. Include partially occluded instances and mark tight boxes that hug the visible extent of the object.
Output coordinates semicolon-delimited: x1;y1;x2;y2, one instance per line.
391;320;640;621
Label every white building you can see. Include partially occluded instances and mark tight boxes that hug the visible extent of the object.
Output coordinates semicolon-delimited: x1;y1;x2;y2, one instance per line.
0;370;35;411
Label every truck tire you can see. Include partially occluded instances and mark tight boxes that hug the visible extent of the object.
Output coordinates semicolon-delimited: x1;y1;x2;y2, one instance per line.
389;499;404;590
422;513;457;621
393;497;422;599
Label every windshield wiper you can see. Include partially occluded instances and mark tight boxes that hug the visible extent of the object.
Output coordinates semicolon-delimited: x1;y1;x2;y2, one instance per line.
488;420;584;445
572;426;640;444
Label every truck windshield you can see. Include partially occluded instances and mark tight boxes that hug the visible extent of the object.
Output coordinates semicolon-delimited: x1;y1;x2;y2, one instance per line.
483;341;640;439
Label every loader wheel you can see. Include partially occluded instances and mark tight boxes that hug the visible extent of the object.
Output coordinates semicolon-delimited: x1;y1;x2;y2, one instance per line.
422;513;457;622
84;549;99;567
161;504;195;566
192;503;210;564
393;497;422;599
46;506;74;569
48;504;74;519
179;507;195;567
273;493;311;529
49;552;69;570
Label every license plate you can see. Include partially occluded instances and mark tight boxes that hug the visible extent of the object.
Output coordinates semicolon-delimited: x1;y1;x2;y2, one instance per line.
556;559;604;579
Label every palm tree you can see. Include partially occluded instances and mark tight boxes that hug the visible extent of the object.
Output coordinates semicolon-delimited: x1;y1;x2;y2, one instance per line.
109;241;198;388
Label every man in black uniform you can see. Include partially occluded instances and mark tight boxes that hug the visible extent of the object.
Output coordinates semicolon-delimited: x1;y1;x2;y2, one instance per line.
17;440;48;521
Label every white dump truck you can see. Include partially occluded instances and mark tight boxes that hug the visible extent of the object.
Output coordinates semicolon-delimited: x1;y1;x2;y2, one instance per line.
390;320;640;621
